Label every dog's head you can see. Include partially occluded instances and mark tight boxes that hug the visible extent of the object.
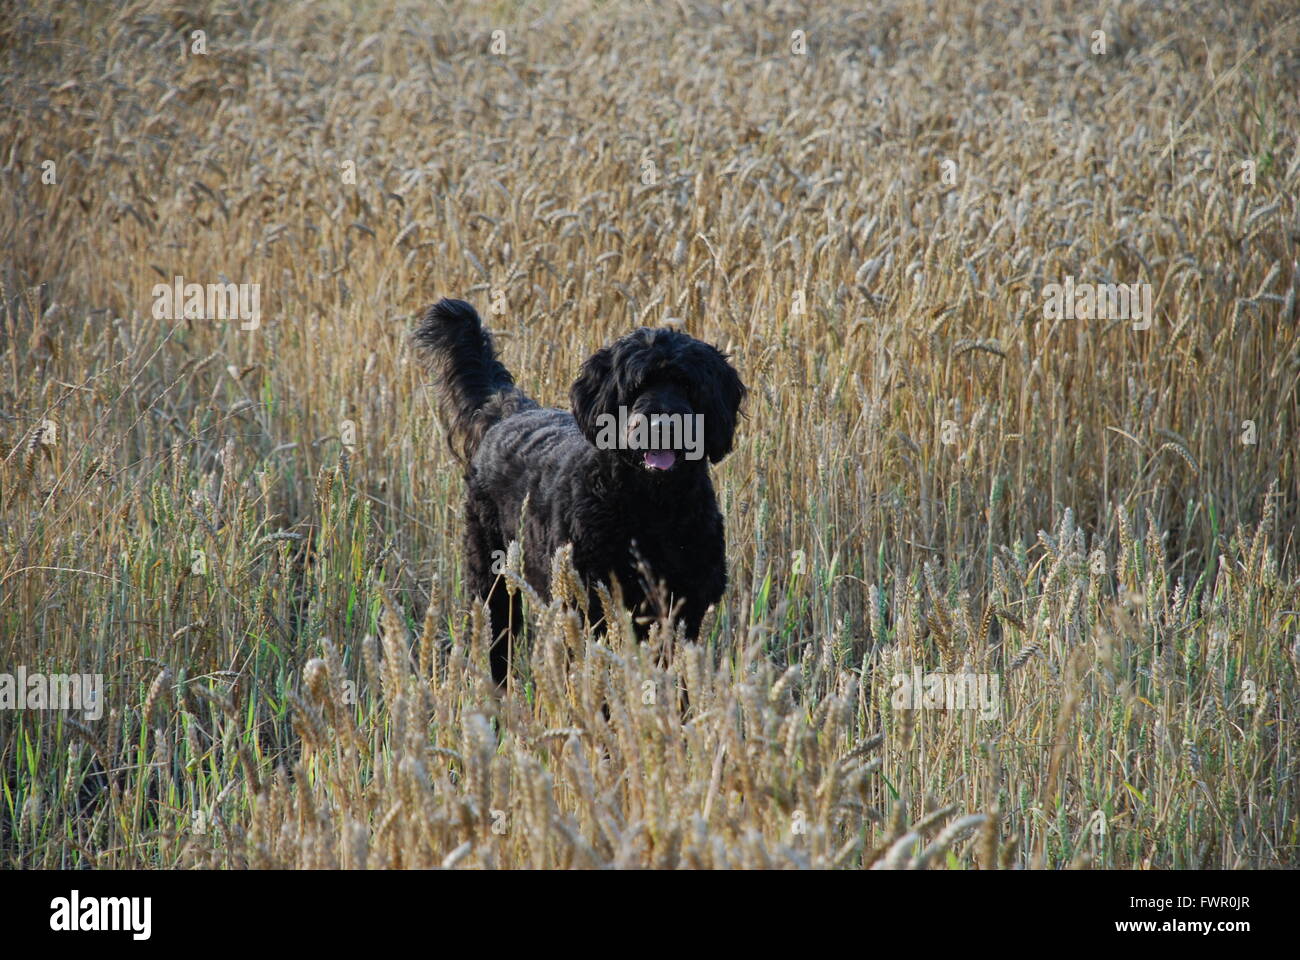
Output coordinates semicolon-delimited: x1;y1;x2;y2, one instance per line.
570;327;746;472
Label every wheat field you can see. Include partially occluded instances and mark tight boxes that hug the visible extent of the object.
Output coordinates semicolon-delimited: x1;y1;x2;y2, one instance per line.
1;0;1298;870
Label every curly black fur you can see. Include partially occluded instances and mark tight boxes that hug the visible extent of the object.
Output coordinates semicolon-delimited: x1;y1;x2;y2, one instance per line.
414;298;746;686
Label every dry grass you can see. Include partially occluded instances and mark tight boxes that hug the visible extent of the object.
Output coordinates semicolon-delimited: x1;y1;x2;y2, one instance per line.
1;0;1298;869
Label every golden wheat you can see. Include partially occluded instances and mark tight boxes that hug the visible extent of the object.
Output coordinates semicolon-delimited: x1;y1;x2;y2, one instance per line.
0;0;1297;870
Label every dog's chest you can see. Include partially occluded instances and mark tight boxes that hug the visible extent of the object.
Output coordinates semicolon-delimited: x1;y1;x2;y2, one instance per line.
564;497;703;584
616;495;724;595
628;523;696;579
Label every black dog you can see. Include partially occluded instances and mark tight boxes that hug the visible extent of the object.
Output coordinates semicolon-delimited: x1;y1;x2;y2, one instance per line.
414;299;745;686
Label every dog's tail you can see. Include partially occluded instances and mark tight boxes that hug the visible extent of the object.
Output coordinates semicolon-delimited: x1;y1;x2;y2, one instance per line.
413;298;536;464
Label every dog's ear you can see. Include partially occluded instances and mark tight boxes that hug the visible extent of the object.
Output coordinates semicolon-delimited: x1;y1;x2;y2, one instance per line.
692;343;747;463
570;344;620;446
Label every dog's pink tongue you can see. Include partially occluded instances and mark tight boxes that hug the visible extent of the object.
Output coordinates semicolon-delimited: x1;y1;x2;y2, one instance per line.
644;450;677;470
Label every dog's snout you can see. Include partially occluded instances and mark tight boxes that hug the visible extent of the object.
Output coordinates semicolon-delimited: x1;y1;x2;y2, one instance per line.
633;384;692;419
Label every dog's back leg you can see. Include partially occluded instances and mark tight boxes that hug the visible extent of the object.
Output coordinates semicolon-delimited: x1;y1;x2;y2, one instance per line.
464;494;522;688
486;582;522;687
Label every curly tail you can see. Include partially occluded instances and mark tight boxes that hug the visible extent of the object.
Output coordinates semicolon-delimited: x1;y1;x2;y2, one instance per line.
413;299;536;464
